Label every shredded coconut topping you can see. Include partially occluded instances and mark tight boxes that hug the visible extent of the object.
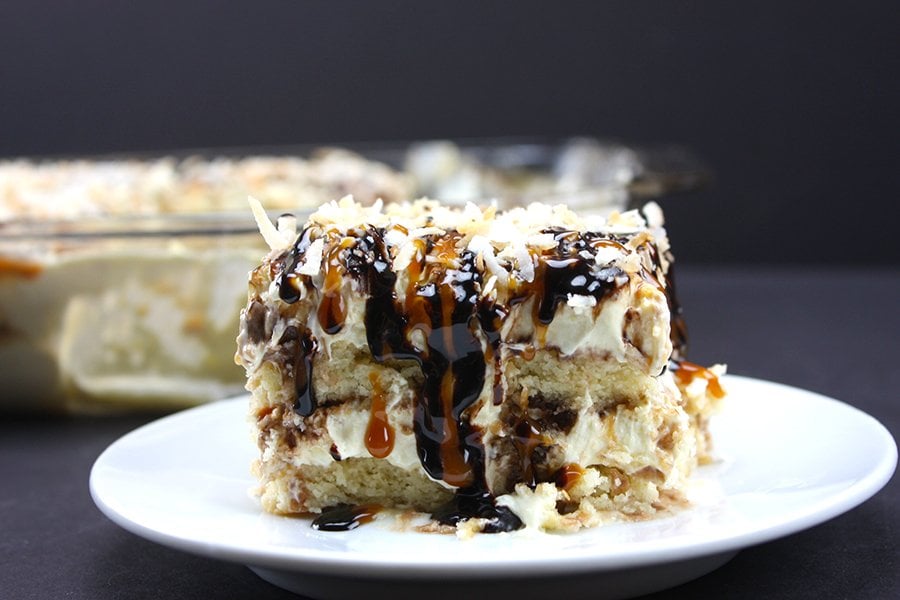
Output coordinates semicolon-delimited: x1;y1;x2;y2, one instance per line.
270;196;673;300
0;150;413;221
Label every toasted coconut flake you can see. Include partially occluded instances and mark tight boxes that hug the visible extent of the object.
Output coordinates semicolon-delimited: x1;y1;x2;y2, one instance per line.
298;238;325;275
249;196;291;251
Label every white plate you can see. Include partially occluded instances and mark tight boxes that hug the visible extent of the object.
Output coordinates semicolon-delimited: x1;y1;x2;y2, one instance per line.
90;376;896;600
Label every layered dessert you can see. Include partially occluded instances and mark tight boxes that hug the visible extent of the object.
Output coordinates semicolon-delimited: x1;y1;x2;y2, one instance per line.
0;150;411;413
0;148;412;219
236;196;725;534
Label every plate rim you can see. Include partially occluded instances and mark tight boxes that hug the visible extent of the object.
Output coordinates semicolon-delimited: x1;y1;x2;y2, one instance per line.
89;374;897;578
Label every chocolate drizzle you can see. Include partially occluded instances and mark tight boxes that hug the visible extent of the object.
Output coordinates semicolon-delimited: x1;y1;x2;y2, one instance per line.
348;230;520;529
535;257;624;327
477;301;506;406
269;228;324;417
311;504;381;531
407;250;486;487
365;238;490;494
276;227;315;304
431;488;522;533
360;231;411;363
513;230;628;339
634;239;688;361
531;231;627;325
637;206;688;359
245;300;268;344
273;324;318;417
510;414;549;488
663;262;688;360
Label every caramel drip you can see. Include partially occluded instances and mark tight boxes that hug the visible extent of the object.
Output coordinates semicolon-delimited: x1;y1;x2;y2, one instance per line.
405;238;427;286
554;463;585;491
671;359;725;399
311;504;381;531
365;372;395;459
513;345;537;361
316;237;355;335
594;239;627;252
431;234;461;262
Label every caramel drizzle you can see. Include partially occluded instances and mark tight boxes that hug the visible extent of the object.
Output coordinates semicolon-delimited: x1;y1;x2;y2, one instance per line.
403;242;485;489
671;359;725;399
355;231;520;529
365;372;395;459
554;463;585;491
316;237;355;335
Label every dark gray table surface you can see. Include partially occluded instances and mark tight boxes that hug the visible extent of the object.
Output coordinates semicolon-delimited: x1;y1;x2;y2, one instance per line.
2;266;898;599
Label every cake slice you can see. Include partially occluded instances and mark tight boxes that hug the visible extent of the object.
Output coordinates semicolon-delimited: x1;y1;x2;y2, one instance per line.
235;197;725;534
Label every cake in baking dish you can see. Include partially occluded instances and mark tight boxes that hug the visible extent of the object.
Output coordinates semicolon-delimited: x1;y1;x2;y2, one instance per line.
235;197;725;534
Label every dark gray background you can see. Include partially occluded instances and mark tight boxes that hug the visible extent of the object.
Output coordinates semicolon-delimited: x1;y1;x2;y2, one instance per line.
1;1;897;264
0;4;898;597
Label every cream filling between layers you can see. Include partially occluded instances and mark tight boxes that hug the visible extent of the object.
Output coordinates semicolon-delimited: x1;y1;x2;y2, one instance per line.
242;267;679;482
266;266;673;374
264;374;694;495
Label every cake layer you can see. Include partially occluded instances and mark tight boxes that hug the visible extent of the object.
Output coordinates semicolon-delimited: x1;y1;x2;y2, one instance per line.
236;197;722;533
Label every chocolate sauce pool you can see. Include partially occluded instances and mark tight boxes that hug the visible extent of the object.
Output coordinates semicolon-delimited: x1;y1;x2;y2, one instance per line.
311;504;381;531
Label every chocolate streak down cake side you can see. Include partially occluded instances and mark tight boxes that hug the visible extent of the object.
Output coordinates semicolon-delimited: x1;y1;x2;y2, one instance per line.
235;197;725;535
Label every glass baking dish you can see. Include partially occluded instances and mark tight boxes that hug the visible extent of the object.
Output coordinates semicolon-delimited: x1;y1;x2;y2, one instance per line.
0;138;707;413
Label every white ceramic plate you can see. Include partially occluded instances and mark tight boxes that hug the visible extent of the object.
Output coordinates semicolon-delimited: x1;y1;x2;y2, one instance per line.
90;376;896;600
